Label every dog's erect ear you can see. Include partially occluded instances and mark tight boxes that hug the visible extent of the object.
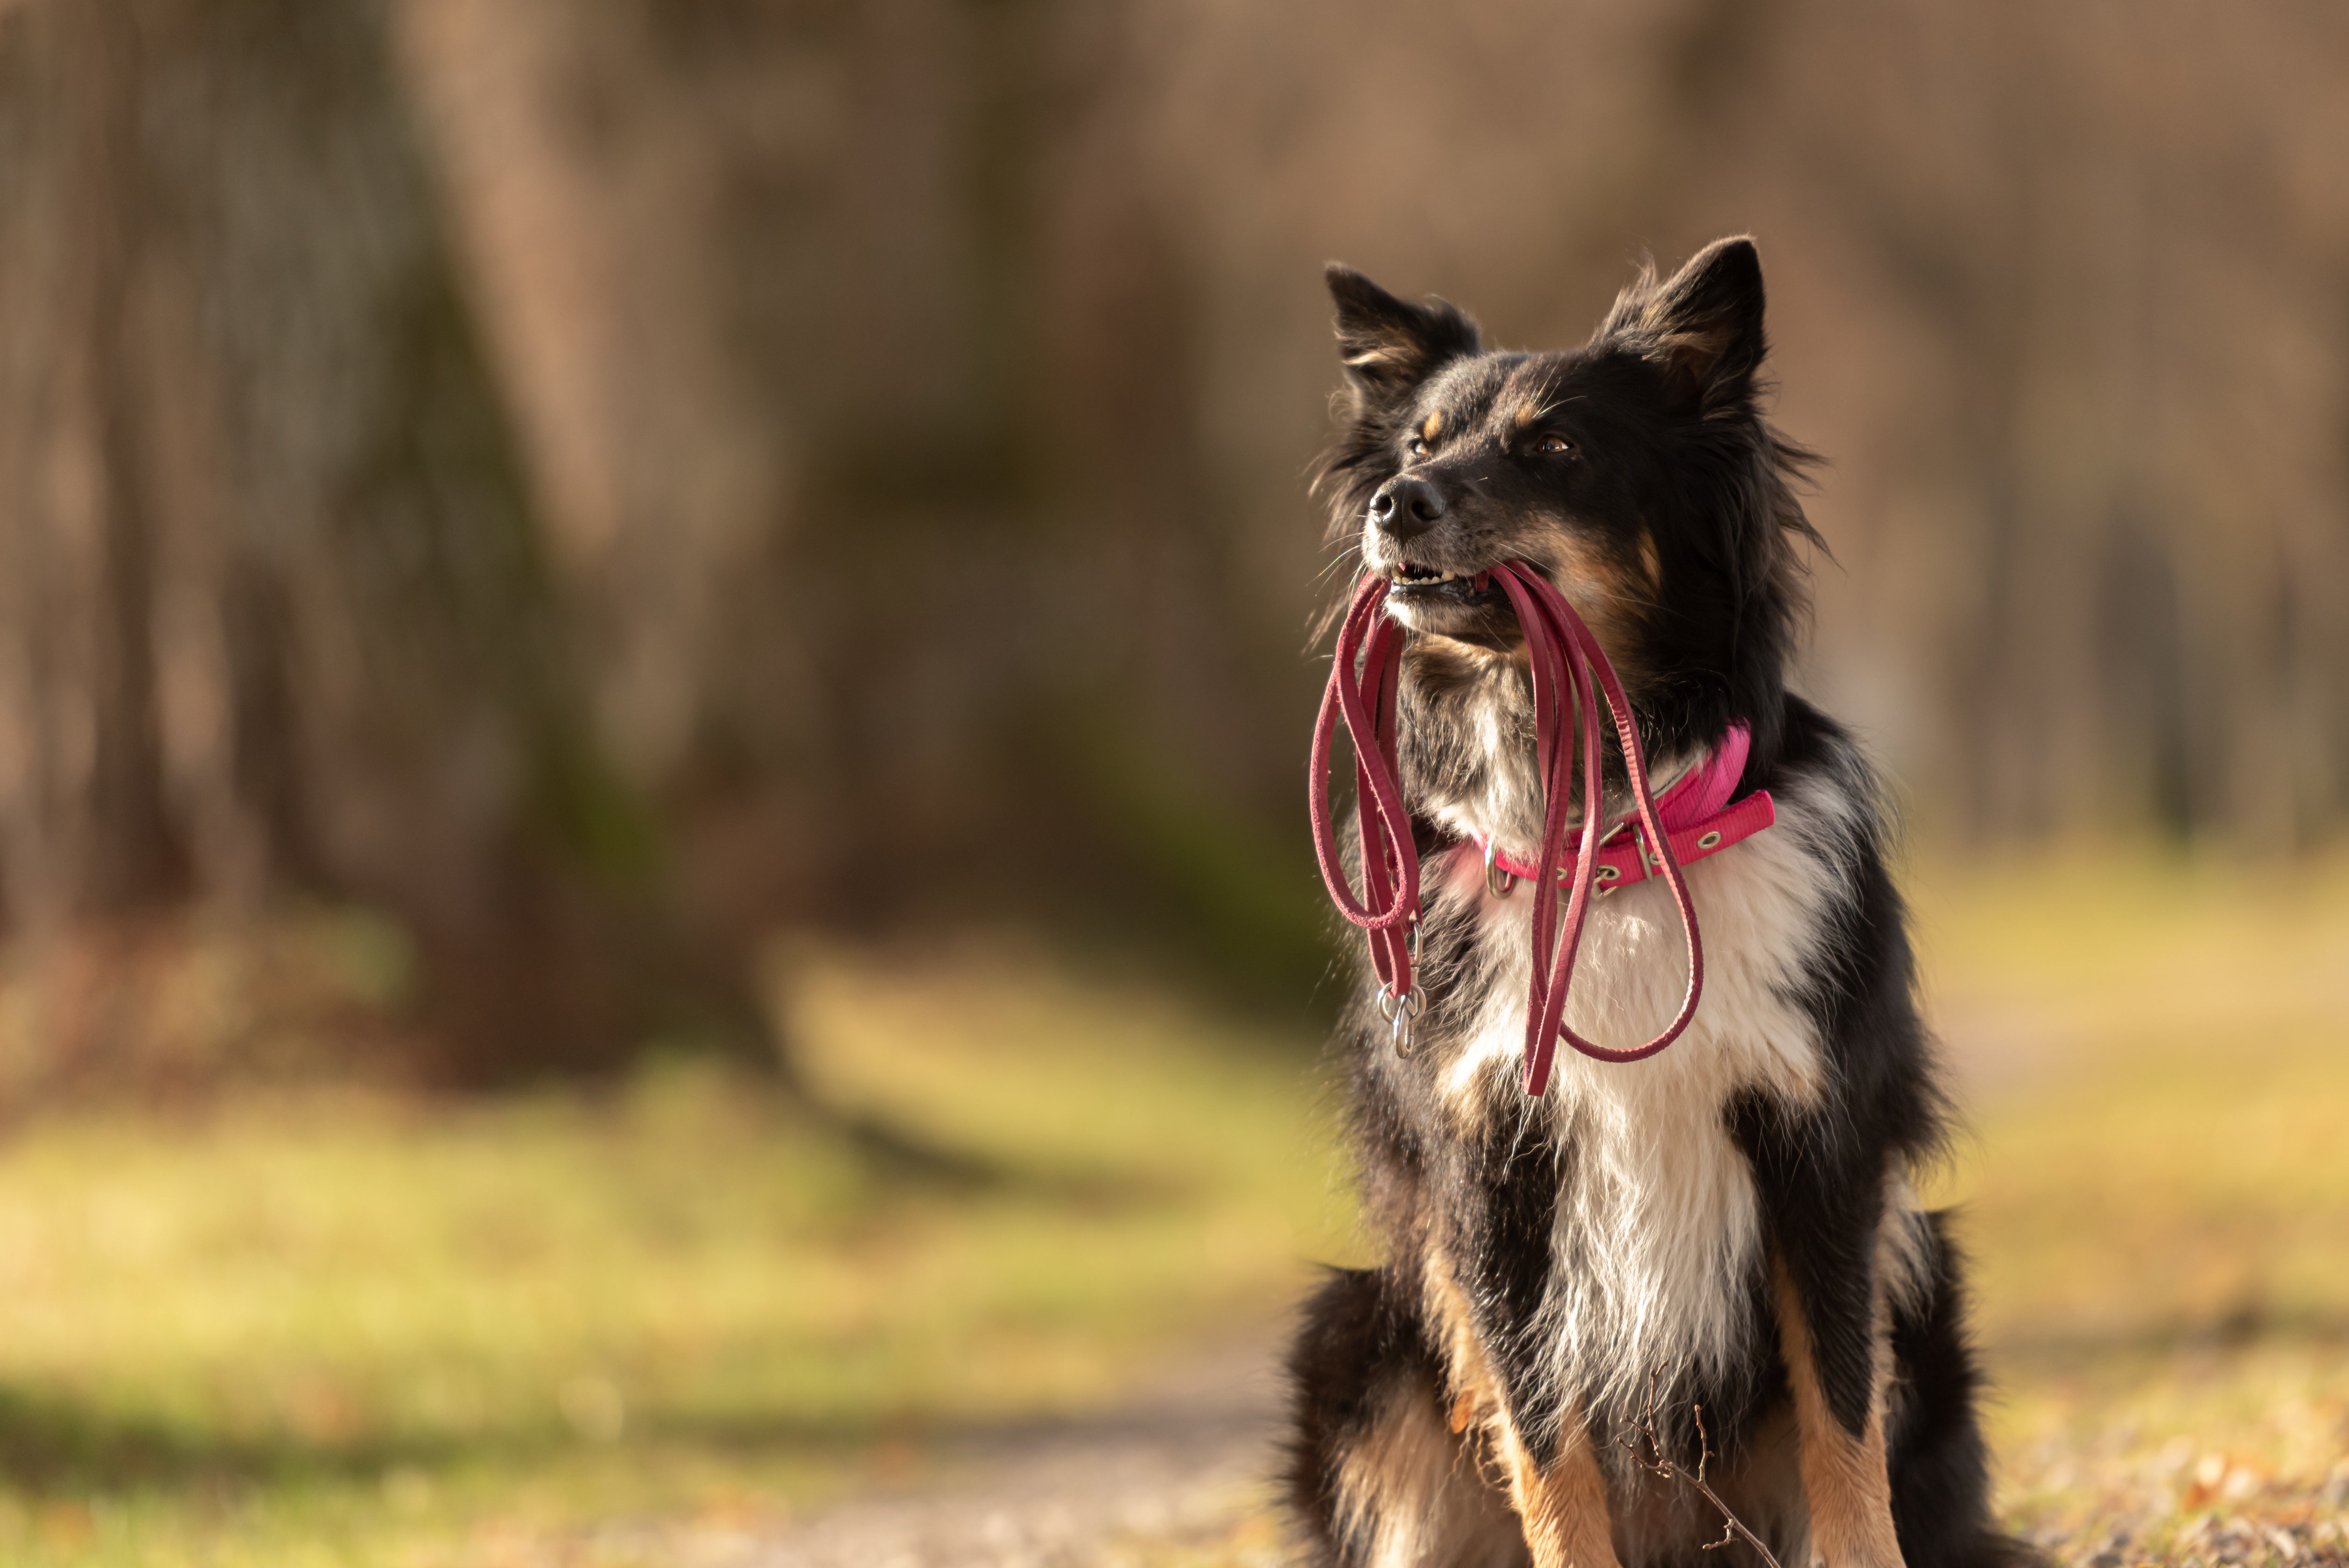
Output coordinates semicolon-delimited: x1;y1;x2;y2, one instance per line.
1325;264;1481;415
1600;237;1767;409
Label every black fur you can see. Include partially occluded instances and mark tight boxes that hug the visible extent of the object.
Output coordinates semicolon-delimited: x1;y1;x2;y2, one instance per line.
1886;1217;2034;1568
1316;244;1822;783
1287;241;2032;1568
1285;1267;1436;1539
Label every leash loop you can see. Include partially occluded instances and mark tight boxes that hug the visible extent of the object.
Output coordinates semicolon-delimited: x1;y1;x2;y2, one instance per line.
1308;575;1423;1000
1308;564;1709;1096
1485;562;1704;1092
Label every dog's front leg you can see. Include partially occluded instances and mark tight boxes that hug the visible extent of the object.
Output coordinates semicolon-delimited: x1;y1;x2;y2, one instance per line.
1488;1411;1620;1568
1774;1260;1906;1568
1429;1259;1619;1568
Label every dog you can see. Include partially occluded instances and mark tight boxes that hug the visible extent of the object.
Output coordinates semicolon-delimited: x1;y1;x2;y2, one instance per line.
1285;239;2033;1568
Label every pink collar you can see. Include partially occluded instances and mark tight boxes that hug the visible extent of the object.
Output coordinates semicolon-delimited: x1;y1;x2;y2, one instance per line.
1472;724;1775;899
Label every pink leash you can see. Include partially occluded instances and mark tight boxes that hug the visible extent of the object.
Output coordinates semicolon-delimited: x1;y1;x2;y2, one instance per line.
1306;572;1421;1022
1310;562;1754;1096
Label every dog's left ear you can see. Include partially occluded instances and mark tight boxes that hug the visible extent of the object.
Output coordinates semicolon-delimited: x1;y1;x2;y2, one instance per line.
1602;237;1767;410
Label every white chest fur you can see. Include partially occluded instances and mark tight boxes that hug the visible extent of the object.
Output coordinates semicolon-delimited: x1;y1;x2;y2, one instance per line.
1421;768;1863;1416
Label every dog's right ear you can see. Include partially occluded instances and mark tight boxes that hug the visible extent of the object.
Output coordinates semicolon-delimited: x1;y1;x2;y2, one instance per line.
1325;265;1481;416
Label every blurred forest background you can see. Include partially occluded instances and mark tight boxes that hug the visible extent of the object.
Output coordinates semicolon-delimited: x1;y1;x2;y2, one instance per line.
3;0;2348;1092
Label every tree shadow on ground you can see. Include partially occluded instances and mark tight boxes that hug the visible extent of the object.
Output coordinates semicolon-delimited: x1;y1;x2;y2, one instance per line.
1985;1306;2349;1367
0;1386;488;1497
0;1356;1274;1501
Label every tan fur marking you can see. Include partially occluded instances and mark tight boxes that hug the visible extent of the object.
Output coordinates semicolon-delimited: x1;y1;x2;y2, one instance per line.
1426;1251;1621;1567
1399;632;1516;715
1424;1249;1503;1428
1655;326;1732;364
1636;297;1736;385
1493;1420;1621;1568
1331;1369;1527;1568
1514;402;1541;428
1523;523;1652;688
1422;410;1445;442
1774;1260;1907;1568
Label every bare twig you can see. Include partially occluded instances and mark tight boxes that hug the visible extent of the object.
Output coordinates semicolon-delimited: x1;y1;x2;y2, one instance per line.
1619;1371;1785;1568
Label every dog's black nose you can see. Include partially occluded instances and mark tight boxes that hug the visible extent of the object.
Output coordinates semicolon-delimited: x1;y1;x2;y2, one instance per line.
1368;477;1446;539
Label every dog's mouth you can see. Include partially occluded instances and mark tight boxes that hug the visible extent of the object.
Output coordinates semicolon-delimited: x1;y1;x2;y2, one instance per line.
1387;558;1504;605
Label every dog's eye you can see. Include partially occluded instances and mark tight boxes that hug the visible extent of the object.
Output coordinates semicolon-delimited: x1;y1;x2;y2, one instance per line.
1536;435;1571;456
1406;436;1428;457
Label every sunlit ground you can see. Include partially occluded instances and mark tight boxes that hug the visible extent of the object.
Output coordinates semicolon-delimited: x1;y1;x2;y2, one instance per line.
0;852;2343;1564
1911;850;2349;1565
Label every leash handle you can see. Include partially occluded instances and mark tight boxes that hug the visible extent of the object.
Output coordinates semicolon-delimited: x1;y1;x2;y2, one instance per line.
1307;565;1705;1095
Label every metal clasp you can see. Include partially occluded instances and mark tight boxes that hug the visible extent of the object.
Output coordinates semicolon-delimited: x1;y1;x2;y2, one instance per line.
1483;840;1517;900
1589;819;1637;897
1378;984;1429;1057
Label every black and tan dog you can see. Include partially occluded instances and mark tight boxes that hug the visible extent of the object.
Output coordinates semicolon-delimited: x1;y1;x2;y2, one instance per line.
1286;239;2033;1568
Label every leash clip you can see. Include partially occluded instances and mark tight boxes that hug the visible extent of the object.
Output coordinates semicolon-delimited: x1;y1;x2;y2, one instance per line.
1377;983;1428;1057
1483;840;1517;900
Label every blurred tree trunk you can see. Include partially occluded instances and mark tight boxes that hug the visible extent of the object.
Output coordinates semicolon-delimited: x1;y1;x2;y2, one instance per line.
0;0;188;927
1755;0;2349;847
0;0;775;1085
387;0;1337;991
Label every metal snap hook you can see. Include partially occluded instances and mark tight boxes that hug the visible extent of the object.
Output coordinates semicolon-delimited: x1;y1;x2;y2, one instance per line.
1388;985;1427;1057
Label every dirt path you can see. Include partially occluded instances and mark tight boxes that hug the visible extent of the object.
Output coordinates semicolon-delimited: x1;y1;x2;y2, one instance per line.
547;1336;1291;1568
746;1336;1286;1568
530;1337;1286;1567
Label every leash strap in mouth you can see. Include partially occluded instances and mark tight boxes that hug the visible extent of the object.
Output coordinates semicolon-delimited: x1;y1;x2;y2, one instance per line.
1308;563;1722;1095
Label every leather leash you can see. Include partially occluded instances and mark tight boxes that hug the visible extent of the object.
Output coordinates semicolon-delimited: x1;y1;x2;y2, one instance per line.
1309;562;1737;1096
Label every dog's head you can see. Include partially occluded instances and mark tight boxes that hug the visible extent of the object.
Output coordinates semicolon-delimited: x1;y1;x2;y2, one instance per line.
1317;238;1818;766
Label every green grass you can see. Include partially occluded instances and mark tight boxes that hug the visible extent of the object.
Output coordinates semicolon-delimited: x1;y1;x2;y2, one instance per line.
0;935;1354;1566
1965;1039;2349;1563
2;856;2346;1564
1907;851;2349;1562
